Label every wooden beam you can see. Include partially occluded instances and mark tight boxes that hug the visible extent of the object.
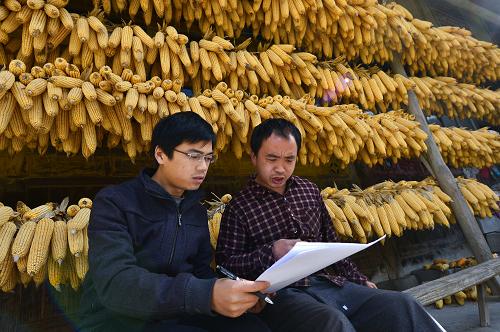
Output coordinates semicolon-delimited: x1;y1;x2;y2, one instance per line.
404;259;500;305
477;283;490;327
390;54;500;295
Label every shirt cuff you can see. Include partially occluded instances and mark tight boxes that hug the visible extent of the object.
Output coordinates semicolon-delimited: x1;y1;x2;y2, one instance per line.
257;243;276;272
351;273;368;285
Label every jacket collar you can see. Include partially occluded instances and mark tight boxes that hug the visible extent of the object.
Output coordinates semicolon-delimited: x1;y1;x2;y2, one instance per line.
140;168;204;209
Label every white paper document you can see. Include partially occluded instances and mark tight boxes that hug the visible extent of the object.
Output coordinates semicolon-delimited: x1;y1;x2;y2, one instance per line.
256;236;386;292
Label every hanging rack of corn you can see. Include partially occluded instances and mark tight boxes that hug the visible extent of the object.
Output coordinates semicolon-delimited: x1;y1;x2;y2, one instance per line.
203;177;499;247
206;193;232;250
74;0;500;84
0;0;500;111
1;62;499;167
2;51;498;125
0;5;498;123
0;1;498;122
1;176;497;293
0;2;497;170
0;197;92;293
321;177;499;243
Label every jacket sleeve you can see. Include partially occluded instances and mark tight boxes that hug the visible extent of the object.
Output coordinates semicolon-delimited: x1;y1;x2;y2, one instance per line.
215;202;275;280
88;190;216;320
319;196;368;285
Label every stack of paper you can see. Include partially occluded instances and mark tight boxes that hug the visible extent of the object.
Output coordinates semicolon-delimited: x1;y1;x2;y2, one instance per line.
256;236;386;292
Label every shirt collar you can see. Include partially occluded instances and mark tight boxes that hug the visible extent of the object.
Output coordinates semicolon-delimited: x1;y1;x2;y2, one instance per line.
247;174;298;199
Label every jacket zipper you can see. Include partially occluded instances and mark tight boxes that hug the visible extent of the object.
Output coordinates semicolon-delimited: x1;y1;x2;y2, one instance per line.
168;210;182;265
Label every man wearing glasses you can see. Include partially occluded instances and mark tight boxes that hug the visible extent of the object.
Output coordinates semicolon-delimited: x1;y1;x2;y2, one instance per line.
80;112;270;332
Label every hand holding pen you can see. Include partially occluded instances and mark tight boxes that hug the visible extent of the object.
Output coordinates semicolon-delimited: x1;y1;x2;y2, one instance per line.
210;268;272;318
216;265;274;305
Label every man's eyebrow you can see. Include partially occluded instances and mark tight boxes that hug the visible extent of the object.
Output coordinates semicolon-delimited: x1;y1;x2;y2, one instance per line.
265;153;296;158
265;153;280;158
187;149;213;155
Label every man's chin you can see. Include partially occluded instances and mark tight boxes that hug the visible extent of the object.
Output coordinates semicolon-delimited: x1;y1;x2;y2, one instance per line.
187;183;203;190
263;181;285;191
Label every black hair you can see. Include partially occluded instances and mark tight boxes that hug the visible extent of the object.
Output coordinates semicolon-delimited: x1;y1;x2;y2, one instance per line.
151;112;216;159
250;118;302;155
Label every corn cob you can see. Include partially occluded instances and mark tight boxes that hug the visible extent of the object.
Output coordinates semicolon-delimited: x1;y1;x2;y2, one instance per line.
68;228;84;257
27;217;54;276
0;92;16;135
0;222;17;262
75;254;88;279
48;255;63;291
67;253;80;290
23;203;55;221
78;198;93;209
0;253;15;289
51;219;67;264
33;261;47;287
11;221;36;262
67;208;91;234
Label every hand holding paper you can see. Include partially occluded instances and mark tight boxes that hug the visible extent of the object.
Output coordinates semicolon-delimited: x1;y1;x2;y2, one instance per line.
256;235;386;292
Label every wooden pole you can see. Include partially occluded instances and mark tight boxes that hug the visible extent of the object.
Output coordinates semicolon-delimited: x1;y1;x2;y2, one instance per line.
390;54;500;294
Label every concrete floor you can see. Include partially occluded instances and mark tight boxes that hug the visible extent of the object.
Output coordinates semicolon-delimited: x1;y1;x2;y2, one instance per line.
426;296;500;332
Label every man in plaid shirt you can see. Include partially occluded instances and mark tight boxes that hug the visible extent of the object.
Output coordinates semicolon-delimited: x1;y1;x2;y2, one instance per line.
215;119;443;332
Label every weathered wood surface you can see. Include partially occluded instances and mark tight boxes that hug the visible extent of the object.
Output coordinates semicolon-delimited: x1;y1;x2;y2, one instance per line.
404;258;500;305
477;283;490;327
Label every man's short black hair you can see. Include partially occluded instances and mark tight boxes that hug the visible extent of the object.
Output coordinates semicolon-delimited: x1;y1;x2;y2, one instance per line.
250;118;302;155
152;112;216;159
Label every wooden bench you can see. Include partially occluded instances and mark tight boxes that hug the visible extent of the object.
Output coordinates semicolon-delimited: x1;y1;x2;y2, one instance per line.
404;258;500;327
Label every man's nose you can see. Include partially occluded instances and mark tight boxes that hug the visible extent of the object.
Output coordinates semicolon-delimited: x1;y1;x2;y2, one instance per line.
196;160;208;171
274;162;286;173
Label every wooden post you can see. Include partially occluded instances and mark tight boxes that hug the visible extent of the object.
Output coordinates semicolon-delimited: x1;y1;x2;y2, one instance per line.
390;54;500;294
477;283;490;327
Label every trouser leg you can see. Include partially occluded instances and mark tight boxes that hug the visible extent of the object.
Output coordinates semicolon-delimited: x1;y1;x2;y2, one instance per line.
89;313;269;332
260;287;356;332
148;313;271;332
345;285;443;332
305;279;443;332
201;313;271;332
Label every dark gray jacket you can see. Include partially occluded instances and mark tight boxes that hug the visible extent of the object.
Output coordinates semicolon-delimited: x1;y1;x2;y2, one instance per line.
79;168;216;330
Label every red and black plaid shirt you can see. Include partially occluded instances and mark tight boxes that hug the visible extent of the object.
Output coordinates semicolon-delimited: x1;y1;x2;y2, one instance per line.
215;175;368;287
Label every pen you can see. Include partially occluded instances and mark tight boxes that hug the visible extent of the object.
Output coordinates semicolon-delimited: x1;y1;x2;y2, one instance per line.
216;265;274;305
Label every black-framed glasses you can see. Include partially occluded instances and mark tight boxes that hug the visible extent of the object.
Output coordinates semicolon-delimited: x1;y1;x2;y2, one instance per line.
173;148;216;164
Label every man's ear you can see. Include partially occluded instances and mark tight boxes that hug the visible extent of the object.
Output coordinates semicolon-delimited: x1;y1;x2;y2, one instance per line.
154;146;165;164
250;151;257;166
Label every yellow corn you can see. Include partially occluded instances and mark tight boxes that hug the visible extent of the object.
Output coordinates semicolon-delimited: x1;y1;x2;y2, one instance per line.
23;203;55;221
51;220;67;265
68;208;91;234
27;217;54;276
0;222;17;262
75;254;88;280
48;255;63;290
11;221;36;262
